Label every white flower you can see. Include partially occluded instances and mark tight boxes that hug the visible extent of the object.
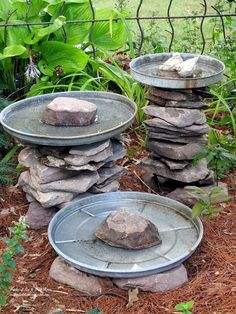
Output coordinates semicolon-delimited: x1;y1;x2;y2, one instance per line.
25;58;41;82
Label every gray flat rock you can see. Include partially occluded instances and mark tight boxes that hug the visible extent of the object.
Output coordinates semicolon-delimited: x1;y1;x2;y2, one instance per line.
141;157;209;183
198;170;215;186
95;208;161;249
29;171;99;194
49;257;113;296
165;100;209;109
145;94;166;106
42;97;97;126
151;154;189;170
89;180;120;193
18;171;74;207
69;140;110;156
149;87;200;101
64;144;113;166
25;201;57;229
145;119;209;135
97;166;125;186
41;155;66;168
148;132;208;144
38;146;68;158
113;264;188;292
147;140;203;160
18;146;41;167
30;163;79;184
25;193;35;202
143;106;206;127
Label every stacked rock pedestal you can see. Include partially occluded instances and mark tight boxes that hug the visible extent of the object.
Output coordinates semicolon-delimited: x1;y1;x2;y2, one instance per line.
18;138;126;229
141;87;214;185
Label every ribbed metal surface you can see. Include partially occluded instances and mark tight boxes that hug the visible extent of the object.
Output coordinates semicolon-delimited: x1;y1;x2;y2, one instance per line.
48;192;203;278
0;91;137;146
130;53;224;89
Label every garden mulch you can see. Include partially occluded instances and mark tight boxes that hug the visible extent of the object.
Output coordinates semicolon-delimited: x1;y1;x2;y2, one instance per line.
0;130;235;314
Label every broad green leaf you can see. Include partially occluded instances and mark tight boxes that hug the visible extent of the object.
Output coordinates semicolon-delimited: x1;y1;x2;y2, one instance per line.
24;16;65;45
0;45;26;60
7;259;16;271
11;0;47;19
0;1;13;20
191;202;204;218
175;300;194;310
0;21;30;46
14;243;24;253
91;9;128;50
39;41;88;76
45;0;89;4
4;272;13;283
0;294;7;306
53;3;92;44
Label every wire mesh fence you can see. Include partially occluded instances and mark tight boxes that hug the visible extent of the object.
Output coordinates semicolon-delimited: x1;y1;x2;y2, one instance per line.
0;0;235;56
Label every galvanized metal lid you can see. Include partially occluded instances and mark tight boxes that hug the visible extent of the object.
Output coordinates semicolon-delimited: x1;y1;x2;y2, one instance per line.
130;53;224;89
0;91;137;146
48;192;203;278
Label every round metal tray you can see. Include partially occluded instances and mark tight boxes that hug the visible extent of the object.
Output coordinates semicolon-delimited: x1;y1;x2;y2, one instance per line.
48;192;203;278
0;91;137;146
130;53;224;89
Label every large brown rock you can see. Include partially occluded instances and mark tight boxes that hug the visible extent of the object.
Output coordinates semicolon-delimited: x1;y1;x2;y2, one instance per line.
95;209;161;249
25;201;57;229
49;257;113;296
113;264;188;292
42;97;97;126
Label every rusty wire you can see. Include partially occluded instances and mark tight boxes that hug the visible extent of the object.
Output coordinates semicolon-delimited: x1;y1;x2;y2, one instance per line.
89;0;96;59
136;0;144;55
200;0;207;54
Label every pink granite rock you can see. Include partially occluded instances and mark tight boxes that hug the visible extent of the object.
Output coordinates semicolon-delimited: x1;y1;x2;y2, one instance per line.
49;257;113;296
42;97;97;126
113;264;188;292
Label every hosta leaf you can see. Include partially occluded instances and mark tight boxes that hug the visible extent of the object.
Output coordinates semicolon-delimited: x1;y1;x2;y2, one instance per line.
0;45;26;60
191;202;204;218
0;21;30;46
91;9;128;50
39;41;88;76
45;0;89;4
24;16;66;45
53;2;92;45
0;0;13;20
11;0;47;19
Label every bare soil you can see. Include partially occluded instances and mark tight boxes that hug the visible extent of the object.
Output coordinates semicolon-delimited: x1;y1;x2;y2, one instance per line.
0;131;235;314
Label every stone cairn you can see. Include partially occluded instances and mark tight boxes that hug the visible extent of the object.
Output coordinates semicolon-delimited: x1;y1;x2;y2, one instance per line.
141;87;214;187
18;138;126;229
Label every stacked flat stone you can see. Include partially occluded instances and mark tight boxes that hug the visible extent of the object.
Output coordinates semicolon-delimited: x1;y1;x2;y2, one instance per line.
141;87;214;185
18;139;126;228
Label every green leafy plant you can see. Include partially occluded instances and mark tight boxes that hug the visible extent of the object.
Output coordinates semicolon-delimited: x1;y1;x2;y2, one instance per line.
0;99;19;191
93;54;148;124
193;130;236;181
184;185;230;218
174;300;194;314
0;217;28;306
0;0;130;99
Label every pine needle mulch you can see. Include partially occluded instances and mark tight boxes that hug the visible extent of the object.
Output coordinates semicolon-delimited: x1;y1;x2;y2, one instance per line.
0;159;235;314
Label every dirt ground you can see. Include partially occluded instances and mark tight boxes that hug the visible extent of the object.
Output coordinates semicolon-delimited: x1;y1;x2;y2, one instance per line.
0;131;235;314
